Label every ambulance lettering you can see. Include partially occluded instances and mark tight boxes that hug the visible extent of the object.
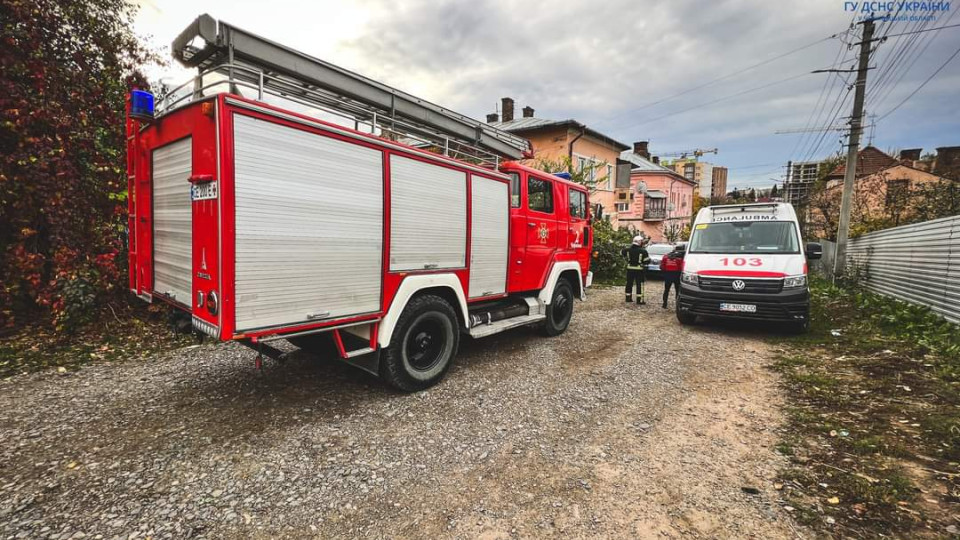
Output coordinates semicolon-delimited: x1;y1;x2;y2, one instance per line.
719;257;763;267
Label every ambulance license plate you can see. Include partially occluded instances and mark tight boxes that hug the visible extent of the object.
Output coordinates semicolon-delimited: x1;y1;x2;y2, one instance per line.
191;181;218;201
720;303;757;313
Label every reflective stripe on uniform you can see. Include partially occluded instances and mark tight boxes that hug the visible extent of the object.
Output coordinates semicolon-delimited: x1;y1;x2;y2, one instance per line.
627;265;644;270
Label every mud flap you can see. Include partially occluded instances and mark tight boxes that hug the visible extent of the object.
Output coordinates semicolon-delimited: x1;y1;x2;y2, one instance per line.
341;349;382;377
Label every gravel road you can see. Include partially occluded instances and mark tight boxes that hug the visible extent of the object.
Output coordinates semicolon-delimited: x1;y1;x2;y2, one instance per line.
0;284;804;539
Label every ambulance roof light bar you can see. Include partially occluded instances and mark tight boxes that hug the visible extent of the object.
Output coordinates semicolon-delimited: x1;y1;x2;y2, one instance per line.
170;14;529;161
709;202;781;216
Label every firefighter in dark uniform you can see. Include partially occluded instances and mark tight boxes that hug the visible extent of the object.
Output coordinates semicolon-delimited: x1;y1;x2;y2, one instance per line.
621;235;651;304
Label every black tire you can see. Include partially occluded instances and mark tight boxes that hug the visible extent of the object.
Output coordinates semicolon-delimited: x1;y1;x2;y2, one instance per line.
288;333;337;356
380;294;459;392
541;279;574;337
789;318;811;334
676;309;697;325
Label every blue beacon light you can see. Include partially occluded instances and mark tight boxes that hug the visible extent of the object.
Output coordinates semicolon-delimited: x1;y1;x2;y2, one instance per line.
130;90;155;121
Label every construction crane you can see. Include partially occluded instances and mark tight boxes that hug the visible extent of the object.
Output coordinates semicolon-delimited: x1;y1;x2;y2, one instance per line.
652;148;718;160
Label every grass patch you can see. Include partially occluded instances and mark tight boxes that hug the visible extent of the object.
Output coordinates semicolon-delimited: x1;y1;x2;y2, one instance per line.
773;275;960;538
0;299;186;378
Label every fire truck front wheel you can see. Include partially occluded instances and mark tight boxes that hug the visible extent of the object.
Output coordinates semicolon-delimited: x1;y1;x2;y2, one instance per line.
381;294;460;392
541;279;574;337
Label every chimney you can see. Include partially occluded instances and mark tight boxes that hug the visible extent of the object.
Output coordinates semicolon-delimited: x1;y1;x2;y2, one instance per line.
899;148;921;161
633;141;650;159
486;112;499;123
652;156;660;164
522;106;535;118
501;97;515;123
934;146;960;176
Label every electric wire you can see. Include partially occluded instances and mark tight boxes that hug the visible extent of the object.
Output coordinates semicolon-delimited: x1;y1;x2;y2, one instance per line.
878;39;960;120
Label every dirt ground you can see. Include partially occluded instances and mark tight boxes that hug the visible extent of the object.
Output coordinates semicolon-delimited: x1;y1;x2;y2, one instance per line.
0;283;806;539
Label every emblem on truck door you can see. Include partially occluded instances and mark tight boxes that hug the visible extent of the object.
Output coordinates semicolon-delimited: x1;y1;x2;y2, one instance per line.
732;280;746;291
537;223;549;244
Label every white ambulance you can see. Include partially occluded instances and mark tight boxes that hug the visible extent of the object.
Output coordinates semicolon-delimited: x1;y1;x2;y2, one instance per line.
676;203;822;331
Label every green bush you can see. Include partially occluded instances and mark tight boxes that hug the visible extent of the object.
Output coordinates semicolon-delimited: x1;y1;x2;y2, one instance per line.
590;219;634;284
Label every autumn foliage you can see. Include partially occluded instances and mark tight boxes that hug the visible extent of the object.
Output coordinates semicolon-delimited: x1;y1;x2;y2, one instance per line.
0;0;151;329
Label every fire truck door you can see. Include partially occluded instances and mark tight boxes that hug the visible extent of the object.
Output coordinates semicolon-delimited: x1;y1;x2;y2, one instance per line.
521;174;558;291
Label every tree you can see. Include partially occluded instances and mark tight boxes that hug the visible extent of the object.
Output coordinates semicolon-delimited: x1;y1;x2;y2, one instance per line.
662;222;684;243
770;184;779;197
0;0;153;328
532;155;608;191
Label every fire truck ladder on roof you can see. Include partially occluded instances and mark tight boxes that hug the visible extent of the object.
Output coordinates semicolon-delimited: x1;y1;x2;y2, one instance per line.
166;14;529;167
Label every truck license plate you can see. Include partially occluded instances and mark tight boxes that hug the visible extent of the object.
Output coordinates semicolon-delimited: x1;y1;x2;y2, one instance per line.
191;182;218;201
720;303;757;313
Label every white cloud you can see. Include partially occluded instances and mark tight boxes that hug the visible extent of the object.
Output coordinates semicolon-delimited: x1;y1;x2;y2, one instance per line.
133;0;960;191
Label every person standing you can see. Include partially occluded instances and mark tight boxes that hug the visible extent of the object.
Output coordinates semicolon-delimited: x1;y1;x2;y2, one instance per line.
661;244;685;308
621;236;650;305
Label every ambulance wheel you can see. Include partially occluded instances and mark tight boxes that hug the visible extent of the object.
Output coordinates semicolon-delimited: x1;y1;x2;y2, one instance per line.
380;294;459;392
789;318;811;334
676;309;697;325
541;280;574;337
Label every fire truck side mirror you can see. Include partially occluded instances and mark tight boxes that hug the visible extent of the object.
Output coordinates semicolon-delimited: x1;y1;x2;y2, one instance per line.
591;203;603;222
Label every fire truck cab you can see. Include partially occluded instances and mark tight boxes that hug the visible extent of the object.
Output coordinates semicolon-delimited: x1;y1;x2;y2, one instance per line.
126;15;592;391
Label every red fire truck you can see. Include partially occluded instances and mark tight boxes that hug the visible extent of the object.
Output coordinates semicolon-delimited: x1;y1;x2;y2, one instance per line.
126;15;593;391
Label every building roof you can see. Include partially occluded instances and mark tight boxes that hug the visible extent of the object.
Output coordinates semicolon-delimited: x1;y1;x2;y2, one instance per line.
619;150;694;185
824;162;956;191
826;146;899;179
490;117;629;151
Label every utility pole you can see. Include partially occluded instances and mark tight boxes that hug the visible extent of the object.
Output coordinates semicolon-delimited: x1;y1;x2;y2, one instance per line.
833;18;875;279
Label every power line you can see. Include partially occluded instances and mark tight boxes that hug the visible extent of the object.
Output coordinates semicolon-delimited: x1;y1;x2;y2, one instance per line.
881;22;960;38
865;10;933;103
878;40;960;120
787;36;849;166
870;7;960;111
590;32;843;128
604;72;812;130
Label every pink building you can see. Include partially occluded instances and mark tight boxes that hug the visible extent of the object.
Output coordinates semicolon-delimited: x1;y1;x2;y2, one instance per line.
614;142;697;242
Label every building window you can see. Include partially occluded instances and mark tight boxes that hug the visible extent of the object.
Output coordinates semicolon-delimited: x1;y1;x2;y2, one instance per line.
615;202;629;213
606;164;614;190
578;157;588;172
885;179;910;209
683;163;695;181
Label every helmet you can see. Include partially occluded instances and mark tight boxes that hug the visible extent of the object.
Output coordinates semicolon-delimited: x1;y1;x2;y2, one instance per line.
632;235;644;245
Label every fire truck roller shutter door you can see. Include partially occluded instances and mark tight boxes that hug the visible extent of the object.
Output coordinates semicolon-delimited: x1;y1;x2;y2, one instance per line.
232;115;383;331
152;137;193;305
389;155;467;271
469;176;508;298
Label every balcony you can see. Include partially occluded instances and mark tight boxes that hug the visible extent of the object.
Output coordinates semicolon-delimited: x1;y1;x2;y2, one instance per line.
643;208;667;221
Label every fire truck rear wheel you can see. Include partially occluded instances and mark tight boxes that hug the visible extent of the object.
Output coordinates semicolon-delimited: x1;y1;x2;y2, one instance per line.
541;279;574;337
381;294;459;392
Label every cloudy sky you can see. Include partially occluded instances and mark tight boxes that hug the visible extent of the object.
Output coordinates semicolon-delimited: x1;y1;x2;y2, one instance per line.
133;0;960;190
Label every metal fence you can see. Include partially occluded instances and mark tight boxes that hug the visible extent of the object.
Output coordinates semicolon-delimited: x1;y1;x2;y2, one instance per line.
843;215;960;323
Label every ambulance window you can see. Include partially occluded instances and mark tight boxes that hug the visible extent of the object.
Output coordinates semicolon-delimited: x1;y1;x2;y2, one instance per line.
569;189;586;219
528;177;554;214
508;172;520;207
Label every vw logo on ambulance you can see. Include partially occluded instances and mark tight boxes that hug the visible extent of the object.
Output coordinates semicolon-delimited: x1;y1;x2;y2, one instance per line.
731;280;746;291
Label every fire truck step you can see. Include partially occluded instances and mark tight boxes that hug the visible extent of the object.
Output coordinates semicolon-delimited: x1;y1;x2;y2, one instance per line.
468;314;546;339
